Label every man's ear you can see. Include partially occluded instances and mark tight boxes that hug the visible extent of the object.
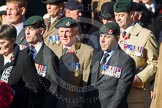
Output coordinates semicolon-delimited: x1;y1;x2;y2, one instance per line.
39;28;45;35
21;7;26;16
130;11;135;19
65;9;70;16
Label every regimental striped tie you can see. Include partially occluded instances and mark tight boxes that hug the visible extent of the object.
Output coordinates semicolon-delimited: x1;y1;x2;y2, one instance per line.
99;53;109;78
62;48;68;55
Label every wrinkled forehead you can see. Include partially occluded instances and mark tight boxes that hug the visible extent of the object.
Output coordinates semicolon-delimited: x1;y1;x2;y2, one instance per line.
58;27;73;31
100;33;114;38
114;12;129;15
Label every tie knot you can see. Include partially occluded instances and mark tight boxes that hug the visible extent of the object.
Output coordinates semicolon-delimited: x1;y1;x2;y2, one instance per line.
103;53;109;57
30;46;35;53
63;48;68;55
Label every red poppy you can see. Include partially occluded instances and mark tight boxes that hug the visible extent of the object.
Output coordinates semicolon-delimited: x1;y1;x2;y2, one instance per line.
69;49;75;54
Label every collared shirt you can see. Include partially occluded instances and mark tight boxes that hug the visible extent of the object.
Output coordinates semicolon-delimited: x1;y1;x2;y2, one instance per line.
16;22;24;36
145;2;155;13
102;46;118;64
30;41;43;60
51;16;58;24
124;22;135;33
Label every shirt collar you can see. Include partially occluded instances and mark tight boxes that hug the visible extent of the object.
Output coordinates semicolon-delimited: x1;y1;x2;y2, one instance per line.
16;22;24;36
30;41;43;53
145;2;155;13
125;22;135;33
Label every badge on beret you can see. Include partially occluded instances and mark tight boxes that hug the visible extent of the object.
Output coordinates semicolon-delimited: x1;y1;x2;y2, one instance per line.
108;29;113;35
66;21;71;27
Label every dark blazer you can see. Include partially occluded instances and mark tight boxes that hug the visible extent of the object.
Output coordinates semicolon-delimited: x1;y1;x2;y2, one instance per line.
0;45;41;108
16;28;28;49
87;47;136;108
141;3;162;40
23;43;59;108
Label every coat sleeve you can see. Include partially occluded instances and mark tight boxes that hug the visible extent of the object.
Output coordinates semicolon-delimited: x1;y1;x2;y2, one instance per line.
136;32;158;88
108;57;136;108
83;47;94;83
13;55;41;100
47;53;59;95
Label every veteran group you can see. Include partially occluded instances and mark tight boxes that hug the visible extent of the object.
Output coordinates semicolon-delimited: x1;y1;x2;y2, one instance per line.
0;0;162;108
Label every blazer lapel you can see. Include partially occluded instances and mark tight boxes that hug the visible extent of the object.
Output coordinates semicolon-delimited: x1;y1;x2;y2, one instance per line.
35;44;44;63
16;28;25;44
91;51;103;84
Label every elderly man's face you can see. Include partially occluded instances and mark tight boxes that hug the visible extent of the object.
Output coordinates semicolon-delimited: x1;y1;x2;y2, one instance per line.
65;9;82;21
0;37;14;56
46;3;62;18
58;27;78;47
100;34;117;51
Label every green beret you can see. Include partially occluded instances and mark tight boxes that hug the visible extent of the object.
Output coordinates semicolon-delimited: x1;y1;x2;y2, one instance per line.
114;0;133;12
99;22;120;37
24;16;45;28
55;17;79;29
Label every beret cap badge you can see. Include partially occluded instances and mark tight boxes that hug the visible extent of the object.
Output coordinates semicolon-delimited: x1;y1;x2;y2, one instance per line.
108;29;113;35
66;22;71;27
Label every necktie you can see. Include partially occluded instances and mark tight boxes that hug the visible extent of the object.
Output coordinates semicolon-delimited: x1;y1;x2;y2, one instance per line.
99;53;109;78
62;48;68;55
29;47;35;60
149;6;152;12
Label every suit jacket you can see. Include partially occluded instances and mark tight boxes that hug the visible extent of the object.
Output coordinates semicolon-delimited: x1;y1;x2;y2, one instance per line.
118;23;159;108
150;42;162;108
16;28;28;50
23;43;59;108
86;48;135;108
0;45;41;108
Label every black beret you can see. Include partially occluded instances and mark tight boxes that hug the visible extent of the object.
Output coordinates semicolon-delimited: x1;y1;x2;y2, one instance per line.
99;2;115;19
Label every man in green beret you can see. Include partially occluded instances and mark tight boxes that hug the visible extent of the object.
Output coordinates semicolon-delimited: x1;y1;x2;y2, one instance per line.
88;2;115;50
23;15;60;108
49;17;93;108
42;0;66;53
114;0;159;108
86;21;135;108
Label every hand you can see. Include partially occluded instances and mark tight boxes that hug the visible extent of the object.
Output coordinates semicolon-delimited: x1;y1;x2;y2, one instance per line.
132;75;144;88
150;91;154;99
